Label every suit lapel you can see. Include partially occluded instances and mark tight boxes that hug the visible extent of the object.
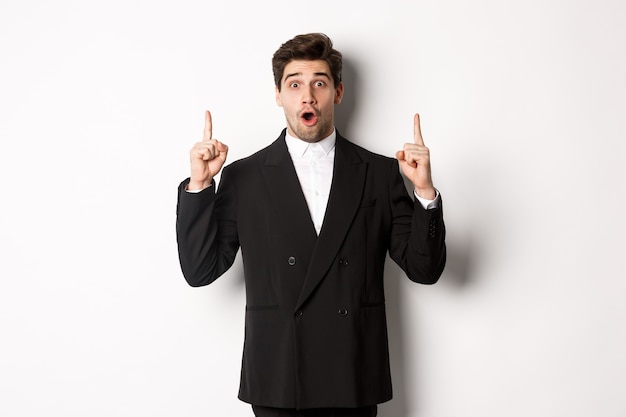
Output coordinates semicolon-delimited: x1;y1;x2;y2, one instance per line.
294;135;367;312
262;132;318;243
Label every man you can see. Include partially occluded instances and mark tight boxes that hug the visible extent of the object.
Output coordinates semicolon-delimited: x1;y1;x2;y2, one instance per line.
176;33;446;417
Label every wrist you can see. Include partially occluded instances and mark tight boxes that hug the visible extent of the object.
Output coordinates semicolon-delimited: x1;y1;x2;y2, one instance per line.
414;186;436;200
188;178;212;191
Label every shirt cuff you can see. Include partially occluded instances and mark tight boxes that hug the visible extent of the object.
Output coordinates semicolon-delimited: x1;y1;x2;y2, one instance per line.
185;183;212;193
414;189;440;210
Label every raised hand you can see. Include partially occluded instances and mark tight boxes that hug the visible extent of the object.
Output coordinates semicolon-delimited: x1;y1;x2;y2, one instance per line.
188;111;229;190
395;113;436;200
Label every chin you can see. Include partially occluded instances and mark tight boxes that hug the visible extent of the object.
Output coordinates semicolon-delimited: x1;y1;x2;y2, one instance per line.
293;128;323;143
300;134;324;143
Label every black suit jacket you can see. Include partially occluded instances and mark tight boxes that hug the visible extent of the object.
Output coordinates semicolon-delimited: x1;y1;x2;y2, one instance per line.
176;130;446;409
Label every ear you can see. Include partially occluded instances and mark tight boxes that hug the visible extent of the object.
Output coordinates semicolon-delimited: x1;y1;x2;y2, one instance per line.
334;82;344;105
275;86;283;107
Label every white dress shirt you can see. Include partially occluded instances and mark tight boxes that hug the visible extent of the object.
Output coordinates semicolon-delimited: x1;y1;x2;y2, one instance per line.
285;131;336;235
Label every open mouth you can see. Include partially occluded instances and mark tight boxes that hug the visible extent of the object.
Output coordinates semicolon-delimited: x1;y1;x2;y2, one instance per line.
301;111;318;126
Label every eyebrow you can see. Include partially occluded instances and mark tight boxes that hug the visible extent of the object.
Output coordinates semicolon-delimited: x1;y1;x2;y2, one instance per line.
284;72;331;81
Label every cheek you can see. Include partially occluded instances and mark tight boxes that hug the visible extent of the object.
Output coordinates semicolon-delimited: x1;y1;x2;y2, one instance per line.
280;94;298;110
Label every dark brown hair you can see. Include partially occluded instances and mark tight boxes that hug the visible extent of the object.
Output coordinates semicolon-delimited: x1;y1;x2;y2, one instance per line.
272;33;343;91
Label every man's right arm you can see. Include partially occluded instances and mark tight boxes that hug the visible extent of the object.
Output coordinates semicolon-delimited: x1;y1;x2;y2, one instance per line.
176;111;236;286
176;176;239;287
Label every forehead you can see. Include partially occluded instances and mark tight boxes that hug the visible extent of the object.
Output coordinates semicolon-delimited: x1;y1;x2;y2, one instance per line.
282;60;331;81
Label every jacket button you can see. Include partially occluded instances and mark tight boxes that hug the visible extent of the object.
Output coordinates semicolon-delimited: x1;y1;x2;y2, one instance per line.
338;308;348;316
296;310;303;317
288;256;296;266
338;259;349;267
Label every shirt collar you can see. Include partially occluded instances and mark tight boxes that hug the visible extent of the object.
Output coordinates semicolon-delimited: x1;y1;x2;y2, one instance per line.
285;129;337;158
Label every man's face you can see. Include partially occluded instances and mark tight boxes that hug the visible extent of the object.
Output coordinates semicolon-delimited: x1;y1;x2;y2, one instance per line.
275;59;344;143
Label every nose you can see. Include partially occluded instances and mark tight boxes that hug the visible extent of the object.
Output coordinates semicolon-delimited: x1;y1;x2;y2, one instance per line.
302;86;316;105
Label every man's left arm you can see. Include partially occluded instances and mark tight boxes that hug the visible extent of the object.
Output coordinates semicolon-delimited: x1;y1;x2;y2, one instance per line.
392;113;446;283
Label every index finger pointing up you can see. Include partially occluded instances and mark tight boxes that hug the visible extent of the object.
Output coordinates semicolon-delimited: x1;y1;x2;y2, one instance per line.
413;113;424;146
203;110;213;141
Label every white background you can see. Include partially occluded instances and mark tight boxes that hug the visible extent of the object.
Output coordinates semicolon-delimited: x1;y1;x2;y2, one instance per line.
1;0;625;416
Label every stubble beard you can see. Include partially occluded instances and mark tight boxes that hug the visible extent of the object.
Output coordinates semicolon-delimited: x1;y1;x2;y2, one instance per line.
287;113;333;143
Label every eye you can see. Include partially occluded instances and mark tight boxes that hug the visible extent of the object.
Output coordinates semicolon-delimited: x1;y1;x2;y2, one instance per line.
289;82;299;88
314;81;325;87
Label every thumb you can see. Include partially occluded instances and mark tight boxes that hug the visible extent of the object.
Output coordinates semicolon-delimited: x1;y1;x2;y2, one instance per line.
217;141;229;152
216;141;229;162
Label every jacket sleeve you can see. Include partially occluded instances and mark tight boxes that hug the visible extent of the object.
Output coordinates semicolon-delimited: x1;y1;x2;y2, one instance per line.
387;161;447;284
175;169;240;287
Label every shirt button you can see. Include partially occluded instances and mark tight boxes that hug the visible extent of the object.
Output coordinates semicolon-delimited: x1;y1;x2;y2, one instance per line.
338;308;348;316
338;259;349;267
288;256;296;266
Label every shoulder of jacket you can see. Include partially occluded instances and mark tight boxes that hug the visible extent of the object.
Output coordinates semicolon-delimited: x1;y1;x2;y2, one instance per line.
224;135;283;172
